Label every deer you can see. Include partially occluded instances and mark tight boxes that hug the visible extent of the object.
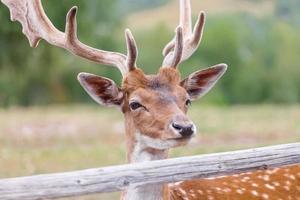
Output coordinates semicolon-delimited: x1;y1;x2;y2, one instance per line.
2;0;300;199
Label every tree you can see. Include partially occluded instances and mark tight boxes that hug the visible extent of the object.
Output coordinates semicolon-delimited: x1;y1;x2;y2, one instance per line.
0;0;121;106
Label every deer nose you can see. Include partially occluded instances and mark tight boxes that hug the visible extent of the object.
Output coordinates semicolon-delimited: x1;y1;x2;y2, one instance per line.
172;122;195;138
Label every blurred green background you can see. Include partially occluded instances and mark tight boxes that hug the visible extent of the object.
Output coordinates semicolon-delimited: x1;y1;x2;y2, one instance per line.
1;0;300;106
0;0;300;199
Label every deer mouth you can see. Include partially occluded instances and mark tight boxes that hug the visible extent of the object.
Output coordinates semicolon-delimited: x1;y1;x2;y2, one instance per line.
165;137;193;148
168;135;194;142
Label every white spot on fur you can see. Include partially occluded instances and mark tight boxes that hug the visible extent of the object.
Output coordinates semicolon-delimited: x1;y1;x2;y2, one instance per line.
272;181;280;187
252;183;259;187
265;184;275;190
189;189;195;193
236;189;243;194
198;190;203;195
251;190;259;196
262;193;269;199
285;180;291;185
283;185;290;191
208;196;214;200
289;175;296;180
263;175;270;181
241;176;250;182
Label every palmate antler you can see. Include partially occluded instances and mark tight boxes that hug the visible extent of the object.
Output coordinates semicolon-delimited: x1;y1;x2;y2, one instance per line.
1;0;137;76
163;0;205;68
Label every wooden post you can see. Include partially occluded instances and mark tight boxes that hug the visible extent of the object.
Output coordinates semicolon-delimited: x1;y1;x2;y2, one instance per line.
0;143;299;200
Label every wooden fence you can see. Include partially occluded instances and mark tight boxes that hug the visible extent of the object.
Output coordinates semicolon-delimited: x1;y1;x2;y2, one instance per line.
0;143;299;200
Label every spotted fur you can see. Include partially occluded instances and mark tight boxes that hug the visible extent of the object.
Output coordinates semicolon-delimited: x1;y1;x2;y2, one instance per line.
169;165;300;200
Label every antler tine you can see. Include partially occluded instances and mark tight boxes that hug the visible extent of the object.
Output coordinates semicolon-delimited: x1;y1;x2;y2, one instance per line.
162;27;183;68
162;0;206;68
191;12;205;46
125;29;138;72
180;0;192;36
170;27;184;68
2;0;136;77
64;6;129;75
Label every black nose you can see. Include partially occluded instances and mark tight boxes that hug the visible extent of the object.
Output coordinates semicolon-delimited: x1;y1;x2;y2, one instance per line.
172;123;194;138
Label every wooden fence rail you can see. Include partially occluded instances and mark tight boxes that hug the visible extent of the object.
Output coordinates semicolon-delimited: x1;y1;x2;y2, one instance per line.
0;143;299;200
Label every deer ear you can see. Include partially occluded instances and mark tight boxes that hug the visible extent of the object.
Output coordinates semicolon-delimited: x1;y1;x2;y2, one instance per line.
181;64;227;100
77;73;124;107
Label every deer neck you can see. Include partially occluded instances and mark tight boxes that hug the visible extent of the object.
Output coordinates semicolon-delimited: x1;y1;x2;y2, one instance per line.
121;115;170;200
127;132;169;163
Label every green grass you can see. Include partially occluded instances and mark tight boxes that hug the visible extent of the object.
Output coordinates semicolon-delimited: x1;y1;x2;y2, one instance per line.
0;104;299;199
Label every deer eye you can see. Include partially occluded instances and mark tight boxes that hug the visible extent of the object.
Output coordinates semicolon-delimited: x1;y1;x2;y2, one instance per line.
185;99;192;107
129;102;143;110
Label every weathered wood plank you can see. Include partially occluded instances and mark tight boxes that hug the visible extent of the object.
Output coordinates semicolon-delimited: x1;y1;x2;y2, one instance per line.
0;143;299;200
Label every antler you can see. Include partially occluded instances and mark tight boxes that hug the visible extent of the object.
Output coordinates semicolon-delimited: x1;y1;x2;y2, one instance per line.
1;0;137;76
162;0;205;68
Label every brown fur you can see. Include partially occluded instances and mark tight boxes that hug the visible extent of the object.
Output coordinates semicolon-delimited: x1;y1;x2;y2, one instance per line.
122;67;189;139
169;165;300;200
122;68;181;94
122;67;191;162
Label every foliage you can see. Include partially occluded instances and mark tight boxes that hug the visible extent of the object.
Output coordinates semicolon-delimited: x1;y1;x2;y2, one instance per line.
117;0;170;16
0;0;121;106
134;12;300;105
0;0;300;106
275;0;300;27
200;14;300;104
